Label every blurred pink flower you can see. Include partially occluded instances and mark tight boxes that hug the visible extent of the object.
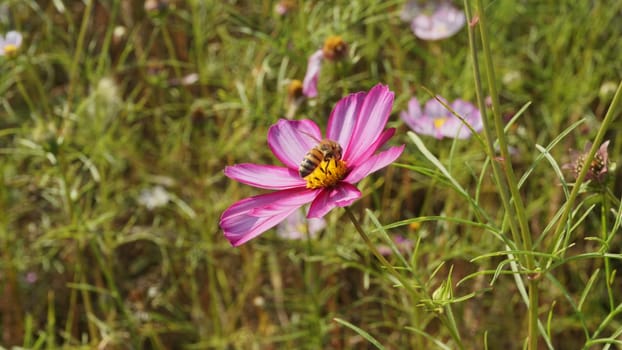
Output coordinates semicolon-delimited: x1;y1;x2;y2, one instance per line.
25;271;38;284
377;235;414;256
0;31;23;56
220;84;404;246
302;36;348;98
401;97;482;139
277;207;326;240
275;0;295;16
401;1;465;41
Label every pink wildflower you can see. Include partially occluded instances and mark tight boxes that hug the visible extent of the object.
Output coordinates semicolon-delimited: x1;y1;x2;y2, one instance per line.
401;1;466;41
401;97;482;139
220;84;404;246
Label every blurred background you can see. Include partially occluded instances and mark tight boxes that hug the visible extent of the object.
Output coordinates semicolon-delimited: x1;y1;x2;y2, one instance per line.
1;0;621;349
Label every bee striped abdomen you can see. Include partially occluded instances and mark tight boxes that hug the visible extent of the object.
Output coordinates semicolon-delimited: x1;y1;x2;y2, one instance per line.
299;149;323;178
299;139;343;179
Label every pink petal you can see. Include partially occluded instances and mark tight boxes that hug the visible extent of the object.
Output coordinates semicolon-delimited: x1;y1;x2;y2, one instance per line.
344;145;405;183
372;128;396;151
224;164;306;190
407;97;423;119
438;100;482;139
268;119;322;170
439;118;470;139
400;0;422;22
452;99;482;132
345;84;395;165
326;91;366;150
302;50;324;98
349;128;396;167
403;112;441;139
423;97;449;118
308;183;361;218
220;188;319;246
400;98;427;133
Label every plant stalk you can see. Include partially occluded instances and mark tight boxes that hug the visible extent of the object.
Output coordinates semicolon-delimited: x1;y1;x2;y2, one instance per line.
344;207;464;349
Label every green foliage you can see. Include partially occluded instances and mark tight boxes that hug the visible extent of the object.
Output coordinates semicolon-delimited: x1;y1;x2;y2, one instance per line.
0;0;621;349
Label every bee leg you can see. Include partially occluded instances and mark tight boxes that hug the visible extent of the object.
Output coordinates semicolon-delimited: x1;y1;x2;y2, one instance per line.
319;162;327;174
326;159;334;176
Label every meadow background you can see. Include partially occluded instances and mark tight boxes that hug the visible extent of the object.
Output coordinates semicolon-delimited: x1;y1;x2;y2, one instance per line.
1;0;622;349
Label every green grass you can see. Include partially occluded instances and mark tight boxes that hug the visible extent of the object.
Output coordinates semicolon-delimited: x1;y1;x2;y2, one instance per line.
1;0;622;349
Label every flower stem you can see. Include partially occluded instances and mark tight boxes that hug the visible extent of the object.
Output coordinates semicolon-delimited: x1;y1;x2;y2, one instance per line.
344;207;464;349
344;207;412;293
463;0;521;249
600;188;615;311
549;80;622;257
466;1;538;348
527;278;539;350
474;0;534;268
62;0;94;133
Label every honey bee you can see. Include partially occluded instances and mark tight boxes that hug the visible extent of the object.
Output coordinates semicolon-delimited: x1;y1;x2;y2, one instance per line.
299;139;343;178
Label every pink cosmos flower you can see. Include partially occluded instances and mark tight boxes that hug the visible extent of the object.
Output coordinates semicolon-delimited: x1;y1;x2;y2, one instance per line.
0;31;23;56
220;84;404;246
400;1;466;41
401;97;482;139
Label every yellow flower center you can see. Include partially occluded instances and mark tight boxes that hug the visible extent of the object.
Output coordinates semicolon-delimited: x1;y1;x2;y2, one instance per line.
409;222;421;231
433;118;448;129
322;35;347;61
3;44;18;56
304;159;348;189
287;79;303;100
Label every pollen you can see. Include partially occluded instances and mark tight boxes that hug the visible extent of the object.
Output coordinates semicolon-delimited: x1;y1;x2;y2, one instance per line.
287;79;303;100
322;35;348;61
304;159;348;189
3;44;18;56
433;118;448;129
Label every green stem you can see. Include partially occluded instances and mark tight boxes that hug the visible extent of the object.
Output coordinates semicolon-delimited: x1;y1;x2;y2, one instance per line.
344;207;464;349
25;59;53;119
463;0;521;249
600;188;615;311
467;1;539;348
527;279;539;350
14;70;39;121
549;80;622;257
95;0;120;77
344;207;415;294
304;224;323;348
588;302;622;341
474;0;533;266
46;291;56;349
62;0;94;131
